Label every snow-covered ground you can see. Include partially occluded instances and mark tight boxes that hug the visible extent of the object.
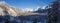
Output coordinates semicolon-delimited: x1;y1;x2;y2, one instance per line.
0;15;47;23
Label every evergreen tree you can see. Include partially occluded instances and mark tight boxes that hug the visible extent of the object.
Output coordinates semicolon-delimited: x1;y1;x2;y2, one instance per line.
33;18;37;23
47;0;59;23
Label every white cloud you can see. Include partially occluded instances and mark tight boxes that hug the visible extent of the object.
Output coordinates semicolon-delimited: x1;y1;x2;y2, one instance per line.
22;8;33;12
25;8;33;11
21;6;41;12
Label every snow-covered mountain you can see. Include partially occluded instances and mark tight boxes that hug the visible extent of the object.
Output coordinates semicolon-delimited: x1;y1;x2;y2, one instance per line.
35;5;52;13
0;1;41;17
0;1;47;23
0;1;49;17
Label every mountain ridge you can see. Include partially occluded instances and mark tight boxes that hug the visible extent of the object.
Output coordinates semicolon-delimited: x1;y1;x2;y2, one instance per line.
0;1;47;16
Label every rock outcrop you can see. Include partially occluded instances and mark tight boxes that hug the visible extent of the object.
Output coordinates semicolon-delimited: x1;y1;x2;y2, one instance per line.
0;1;22;16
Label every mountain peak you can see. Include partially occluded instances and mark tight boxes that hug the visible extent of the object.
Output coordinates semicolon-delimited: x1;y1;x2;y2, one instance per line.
0;1;19;16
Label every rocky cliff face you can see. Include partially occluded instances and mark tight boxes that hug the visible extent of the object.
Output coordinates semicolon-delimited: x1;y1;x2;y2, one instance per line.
0;1;22;16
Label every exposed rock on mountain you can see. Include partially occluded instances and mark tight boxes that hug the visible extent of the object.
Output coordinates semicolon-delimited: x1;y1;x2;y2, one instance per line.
0;1;23;16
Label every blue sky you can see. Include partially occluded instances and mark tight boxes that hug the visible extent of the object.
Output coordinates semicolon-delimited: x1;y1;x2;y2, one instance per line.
4;0;54;9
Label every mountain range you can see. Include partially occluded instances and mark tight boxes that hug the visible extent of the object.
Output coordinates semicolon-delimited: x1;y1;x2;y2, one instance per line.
0;1;48;23
0;1;51;16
